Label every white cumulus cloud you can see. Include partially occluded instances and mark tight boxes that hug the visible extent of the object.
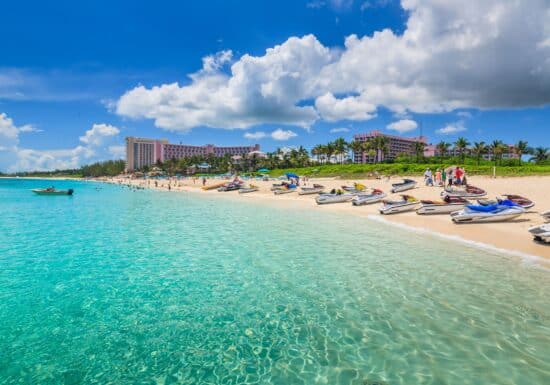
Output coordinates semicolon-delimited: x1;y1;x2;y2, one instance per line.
386;119;418;133
79;123;120;146
271;129;297;141
116;35;332;132
0;113;123;172
244;131;267;140
115;0;550;133
436;121;467;135
315;92;376;121
329;127;350;133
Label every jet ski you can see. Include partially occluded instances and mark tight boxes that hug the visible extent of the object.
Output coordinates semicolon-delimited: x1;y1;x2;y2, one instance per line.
390;179;417;193
352;188;386;206
451;199;524;223
379;195;419;214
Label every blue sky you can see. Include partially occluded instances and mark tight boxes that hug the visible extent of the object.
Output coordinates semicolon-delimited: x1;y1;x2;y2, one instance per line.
1;0;549;171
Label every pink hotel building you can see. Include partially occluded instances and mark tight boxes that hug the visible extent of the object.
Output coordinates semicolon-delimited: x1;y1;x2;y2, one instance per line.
352;130;427;163
125;137;260;171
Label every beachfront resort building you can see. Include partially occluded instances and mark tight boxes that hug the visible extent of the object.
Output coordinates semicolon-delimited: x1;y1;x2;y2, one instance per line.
352;130;427;163
125;137;168;171
125;136;260;171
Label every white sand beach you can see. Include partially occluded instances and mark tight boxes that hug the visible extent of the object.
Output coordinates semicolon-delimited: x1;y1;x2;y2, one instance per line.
104;175;550;265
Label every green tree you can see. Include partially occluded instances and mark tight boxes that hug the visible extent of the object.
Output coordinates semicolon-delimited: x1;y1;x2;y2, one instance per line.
373;136;389;163
529;147;549;163
454;137;470;162
436;141;451;160
325;142;335;164
413;141;425;163
332;137;348;164
490;140;505;165
514;140;529;166
471;141;487;166
348;140;364;163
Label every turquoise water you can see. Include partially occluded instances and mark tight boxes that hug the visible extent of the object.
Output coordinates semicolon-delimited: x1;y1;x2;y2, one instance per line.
0;179;549;385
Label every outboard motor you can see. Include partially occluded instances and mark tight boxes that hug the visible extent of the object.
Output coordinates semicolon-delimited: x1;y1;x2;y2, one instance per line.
68;189;74;195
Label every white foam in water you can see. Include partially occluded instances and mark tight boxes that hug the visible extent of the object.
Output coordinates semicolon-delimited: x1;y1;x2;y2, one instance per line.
366;215;550;272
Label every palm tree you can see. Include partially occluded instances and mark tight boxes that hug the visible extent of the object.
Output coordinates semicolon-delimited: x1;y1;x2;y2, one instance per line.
514;140;529;166
413;141;425;163
348;140;364;164
296;146;309;167
325;142;336;164
490;140;505;165
471;141;487;166
333;137;348;164
435;141;451;160
362;139;375;163
311;144;322;164
529;147;549;163
370;136;389;163
454;137;470;162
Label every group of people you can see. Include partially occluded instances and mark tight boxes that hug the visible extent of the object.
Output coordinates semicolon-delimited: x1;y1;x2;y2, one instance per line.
424;167;467;187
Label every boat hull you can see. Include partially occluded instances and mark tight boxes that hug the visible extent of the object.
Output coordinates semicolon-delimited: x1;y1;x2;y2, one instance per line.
274;189;297;195
391;183;416;193
451;208;524;223
379;202;418;214
238;188;259;194
528;224;550;243
315;195;354;205
299;188;325;195
352;193;386;206
417;203;466;215
442;185;486;198
32;189;73;196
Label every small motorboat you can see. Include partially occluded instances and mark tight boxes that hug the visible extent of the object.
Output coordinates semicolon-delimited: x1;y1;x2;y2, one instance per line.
379;195;419;214
416;196;469;215
542;210;550;222
315;189;355;205
442;185;486;198
239;185;259;194
352;188;386;206
274;184;297;195
32;188;74;196
451;200;524;223
299;184;325;195
528;223;550;243
391;179;417;193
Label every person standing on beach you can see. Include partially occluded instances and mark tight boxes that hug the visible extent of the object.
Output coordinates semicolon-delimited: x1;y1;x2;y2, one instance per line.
455;167;463;185
435;169;442;186
441;169;446;187
424;168;433;186
447;170;453;187
202;177;206;186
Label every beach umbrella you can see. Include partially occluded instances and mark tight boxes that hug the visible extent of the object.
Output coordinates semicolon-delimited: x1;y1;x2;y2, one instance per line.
257;168;270;173
285;172;299;179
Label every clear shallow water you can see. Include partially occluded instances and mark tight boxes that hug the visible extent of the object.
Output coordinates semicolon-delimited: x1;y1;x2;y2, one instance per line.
0;179;549;385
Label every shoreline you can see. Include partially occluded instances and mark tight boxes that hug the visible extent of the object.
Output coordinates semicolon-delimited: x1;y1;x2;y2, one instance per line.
94;174;550;268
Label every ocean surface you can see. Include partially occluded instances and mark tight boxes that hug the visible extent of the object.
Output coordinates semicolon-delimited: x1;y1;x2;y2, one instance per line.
0;178;549;385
